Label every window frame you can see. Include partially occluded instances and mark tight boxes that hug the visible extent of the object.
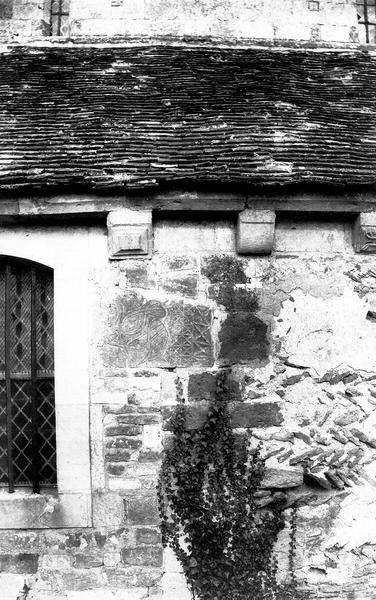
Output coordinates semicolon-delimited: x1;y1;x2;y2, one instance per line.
0;226;92;529
0;256;56;494
49;0;70;37
356;0;376;44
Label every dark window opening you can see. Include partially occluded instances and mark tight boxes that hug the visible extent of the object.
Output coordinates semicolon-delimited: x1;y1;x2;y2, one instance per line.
357;1;376;43
50;0;70;36
0;257;56;494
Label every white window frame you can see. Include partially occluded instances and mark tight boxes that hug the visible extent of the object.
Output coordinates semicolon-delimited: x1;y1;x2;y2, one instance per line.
0;225;93;528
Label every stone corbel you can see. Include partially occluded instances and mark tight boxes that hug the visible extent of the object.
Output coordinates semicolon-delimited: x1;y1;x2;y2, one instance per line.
107;209;152;259
237;209;276;255
353;213;376;254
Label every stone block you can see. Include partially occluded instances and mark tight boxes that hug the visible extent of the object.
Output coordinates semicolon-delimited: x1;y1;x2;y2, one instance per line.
116;413;160;426
135;528;161;545
353;213;376;253
260;467;304;489
107;209;152;259
73;554;104;569
106;425;143;438
126;265;151;289
126;496;160;526
0;553;38;574
219;312;269;363
109;478;143;492
107;463;125;476
121;546;163;567
91;377;128;405
102;293;213;368
106;449;132;462
188;371;241;402
351;428;376;449
0;0;13;19
142;424;162;451
103;552;121;568
163;401;283;430
237;210;276;255
58;569;105;591
275;219;349;254
138;450;162;462
231;402;283;428
154;218;235;255
106;437;142;450
161;275;198;298
92;492;125;529
105;566;162;588
40;554;72;570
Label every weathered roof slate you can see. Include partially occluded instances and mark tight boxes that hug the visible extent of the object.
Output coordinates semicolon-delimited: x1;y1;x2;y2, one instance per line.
1;44;376;192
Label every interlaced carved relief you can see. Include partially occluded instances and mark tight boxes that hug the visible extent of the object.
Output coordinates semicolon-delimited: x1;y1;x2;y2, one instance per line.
103;293;213;368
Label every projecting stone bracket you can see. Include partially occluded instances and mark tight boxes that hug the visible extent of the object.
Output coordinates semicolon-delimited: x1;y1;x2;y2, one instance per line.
107;209;152;259
353;213;376;254
237;209;276;255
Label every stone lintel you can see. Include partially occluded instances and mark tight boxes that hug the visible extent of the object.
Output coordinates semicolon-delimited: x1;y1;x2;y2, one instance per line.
237;209;276;255
353;212;376;253
1;192;376;218
107;209;152;259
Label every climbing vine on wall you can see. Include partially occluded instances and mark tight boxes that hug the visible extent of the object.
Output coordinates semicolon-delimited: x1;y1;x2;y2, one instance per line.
158;372;309;600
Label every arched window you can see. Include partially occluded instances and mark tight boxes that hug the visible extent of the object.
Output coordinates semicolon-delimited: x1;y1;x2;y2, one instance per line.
0;257;56;494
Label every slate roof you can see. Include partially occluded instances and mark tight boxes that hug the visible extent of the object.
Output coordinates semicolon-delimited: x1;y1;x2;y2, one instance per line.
0;44;376;192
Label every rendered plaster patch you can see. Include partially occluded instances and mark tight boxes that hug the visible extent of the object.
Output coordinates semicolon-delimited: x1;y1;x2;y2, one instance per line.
328;483;376;550
275;289;376;376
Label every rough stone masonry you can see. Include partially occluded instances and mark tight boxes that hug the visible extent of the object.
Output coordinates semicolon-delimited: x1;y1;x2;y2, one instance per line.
93;215;376;599
1;213;376;600
11;214;367;600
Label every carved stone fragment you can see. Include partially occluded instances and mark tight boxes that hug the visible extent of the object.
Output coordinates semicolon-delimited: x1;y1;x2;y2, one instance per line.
352;213;376;254
237;209;276;255
102;293;213;368
107;209;152;259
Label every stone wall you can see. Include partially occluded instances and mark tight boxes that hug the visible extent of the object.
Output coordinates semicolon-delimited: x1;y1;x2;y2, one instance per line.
90;213;376;600
0;0;361;43
69;0;358;42
0;0;49;38
1;213;376;599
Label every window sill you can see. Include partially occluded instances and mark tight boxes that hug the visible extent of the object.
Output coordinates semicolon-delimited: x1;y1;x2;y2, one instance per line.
0;488;91;529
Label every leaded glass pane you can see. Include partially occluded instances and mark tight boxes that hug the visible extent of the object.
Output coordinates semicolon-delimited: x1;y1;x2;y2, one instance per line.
0;258;56;491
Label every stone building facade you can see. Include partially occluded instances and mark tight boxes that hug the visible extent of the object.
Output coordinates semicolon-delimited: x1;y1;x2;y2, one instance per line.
0;2;376;600
0;0;364;42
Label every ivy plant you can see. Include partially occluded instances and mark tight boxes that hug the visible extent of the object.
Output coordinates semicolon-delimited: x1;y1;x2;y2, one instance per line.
158;371;309;600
